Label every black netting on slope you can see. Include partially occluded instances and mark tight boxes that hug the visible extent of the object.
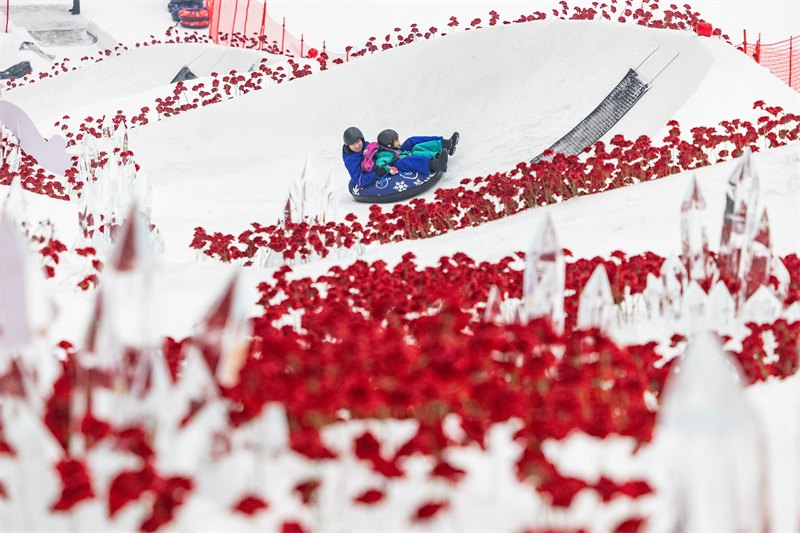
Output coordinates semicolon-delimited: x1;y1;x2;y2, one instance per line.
171;66;198;84
531;68;650;163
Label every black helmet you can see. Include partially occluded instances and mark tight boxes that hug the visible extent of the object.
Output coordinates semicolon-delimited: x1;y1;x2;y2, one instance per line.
343;126;364;145
377;129;398;149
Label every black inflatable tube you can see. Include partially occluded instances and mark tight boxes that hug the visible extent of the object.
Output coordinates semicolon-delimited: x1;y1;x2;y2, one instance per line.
350;171;443;204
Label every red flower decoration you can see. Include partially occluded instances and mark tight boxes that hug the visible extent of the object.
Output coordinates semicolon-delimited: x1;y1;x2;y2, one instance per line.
232;495;269;515
353;488;384;504
51;459;94;511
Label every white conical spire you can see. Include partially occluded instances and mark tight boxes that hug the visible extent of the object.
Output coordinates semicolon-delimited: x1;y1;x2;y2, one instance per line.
318;171;339;225
194;273;253;388
483;284;504;325
299;154;317;223
706;281;735;336
741;208;771;301
523;214;565;333
660;253;687;321
738;285;782;326
576;264;615;331
718;148;760;286
680;175;711;282
681;280;708;334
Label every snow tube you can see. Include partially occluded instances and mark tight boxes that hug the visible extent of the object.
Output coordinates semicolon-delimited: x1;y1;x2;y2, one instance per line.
178;8;210;27
0;61;32;80
349;170;443;204
168;1;203;21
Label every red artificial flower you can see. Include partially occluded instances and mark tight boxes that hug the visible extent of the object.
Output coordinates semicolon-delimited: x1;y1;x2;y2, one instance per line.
293;478;321;505
232;494;269;515
81;412;112;449
353;488;384;504
430;460;466;483
281;521;309;533
114;427;155;461
109;465;158;517
613;517;647;532
139;476;193;532
51;459;94;511
412;500;449;522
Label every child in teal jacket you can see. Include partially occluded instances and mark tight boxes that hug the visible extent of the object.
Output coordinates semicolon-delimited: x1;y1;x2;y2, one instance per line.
372;130;459;176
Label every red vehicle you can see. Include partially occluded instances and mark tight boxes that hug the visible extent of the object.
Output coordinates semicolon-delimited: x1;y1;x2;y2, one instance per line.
178;8;210;28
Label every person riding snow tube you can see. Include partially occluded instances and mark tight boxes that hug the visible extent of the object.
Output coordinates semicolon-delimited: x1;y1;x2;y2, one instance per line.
342;127;459;204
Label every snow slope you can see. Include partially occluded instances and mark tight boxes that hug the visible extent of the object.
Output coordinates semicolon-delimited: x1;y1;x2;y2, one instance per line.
115;19;798;255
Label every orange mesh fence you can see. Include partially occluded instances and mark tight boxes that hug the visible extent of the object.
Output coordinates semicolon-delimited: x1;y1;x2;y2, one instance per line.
206;0;346;61
738;36;799;92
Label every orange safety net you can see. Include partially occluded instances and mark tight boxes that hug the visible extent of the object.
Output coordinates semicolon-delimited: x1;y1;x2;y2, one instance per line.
739;36;799;92
206;0;345;61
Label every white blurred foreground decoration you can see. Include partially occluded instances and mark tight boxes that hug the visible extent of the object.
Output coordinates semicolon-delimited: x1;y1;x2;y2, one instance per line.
656;332;769;532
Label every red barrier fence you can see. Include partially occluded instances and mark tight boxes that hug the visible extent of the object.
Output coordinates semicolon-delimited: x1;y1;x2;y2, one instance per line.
206;0;345;60
739;33;798;92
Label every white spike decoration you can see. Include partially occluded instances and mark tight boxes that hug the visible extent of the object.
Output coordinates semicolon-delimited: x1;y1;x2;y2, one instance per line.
680;175;712;282
718;148;760;288
738;285;783;326
576;264;615;331
484;284;504;324
681;280;708;334
643;272;664;320
523;214;565;333
659;253;687;321
706;281;736;335
741;208;772;301
769;256;790;304
318;171;339;225
299;155;317;223
2;176;28;237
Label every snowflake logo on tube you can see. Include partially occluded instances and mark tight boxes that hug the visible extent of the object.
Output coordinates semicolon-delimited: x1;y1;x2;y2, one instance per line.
413;179;422;186
394;181;408;192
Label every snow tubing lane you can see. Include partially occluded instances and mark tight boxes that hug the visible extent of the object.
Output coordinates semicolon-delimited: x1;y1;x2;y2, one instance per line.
349;170;444;203
531;68;650;163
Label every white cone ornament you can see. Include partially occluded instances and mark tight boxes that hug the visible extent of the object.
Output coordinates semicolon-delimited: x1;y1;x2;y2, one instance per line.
282;180;301;226
576;264;615;331
769;256;790;304
318;171;339;225
680;175;712;282
681;280;708;335
166;347;229;475
706;281;736;336
741;208;772;301
658;332;768;532
101;114;115;140
299;154;317;223
483;284;504;325
523;214;565;333
2;176;29;237
194;273;253;388
738;285;782;326
4;143;21;173
660;253;687;320
718;148;760;286
643;272;664;320
102;206;158;349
